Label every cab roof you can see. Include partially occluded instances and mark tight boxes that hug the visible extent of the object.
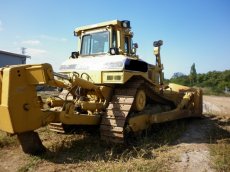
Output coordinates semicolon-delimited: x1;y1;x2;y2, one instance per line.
74;20;127;36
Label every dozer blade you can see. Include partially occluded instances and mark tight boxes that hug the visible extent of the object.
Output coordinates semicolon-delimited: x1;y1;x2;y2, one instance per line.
167;83;203;116
128;83;203;133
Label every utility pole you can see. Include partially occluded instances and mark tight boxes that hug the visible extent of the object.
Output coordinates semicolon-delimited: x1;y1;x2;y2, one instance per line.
21;47;26;55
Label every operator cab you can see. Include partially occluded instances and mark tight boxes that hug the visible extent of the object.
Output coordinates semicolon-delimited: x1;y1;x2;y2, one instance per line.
73;20;138;58
60;20;149;75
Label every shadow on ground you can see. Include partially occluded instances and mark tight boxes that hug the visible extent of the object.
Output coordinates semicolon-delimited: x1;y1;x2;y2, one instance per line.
37;115;230;164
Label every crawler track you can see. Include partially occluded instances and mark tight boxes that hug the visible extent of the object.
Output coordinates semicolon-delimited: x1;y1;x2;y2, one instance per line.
100;79;144;143
49;78;173;144
48;123;65;133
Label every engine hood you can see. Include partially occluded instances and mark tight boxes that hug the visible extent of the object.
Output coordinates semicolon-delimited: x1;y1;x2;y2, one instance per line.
59;55;149;73
59;55;126;72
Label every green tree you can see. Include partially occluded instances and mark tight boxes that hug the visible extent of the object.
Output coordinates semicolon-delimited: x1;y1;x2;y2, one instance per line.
170;69;230;94
189;63;197;86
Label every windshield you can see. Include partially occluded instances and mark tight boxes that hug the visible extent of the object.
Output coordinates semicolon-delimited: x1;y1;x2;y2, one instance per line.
81;31;109;55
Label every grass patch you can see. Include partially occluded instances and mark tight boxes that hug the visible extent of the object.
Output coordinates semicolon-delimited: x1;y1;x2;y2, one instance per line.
210;142;230;172
28;119;188;171
0;131;18;148
18;156;42;172
207;115;230;172
40;119;187;162
202;87;230;97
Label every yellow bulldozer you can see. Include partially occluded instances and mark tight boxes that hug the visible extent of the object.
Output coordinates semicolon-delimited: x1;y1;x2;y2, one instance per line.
0;20;202;155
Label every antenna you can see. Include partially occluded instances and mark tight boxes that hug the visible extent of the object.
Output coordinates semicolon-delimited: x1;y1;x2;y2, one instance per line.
21;47;26;55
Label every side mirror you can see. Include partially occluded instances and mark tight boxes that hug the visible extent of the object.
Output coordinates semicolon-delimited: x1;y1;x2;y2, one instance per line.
109;48;119;55
133;43;138;48
71;51;79;59
121;20;131;28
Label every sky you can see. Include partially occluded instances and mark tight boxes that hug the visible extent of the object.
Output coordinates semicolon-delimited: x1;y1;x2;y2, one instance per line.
0;0;229;78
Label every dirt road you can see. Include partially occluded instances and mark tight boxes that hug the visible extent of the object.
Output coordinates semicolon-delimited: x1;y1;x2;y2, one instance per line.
203;95;230;115
169;95;230;172
0;95;229;172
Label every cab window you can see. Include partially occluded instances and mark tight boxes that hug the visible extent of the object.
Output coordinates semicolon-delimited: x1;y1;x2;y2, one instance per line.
124;36;130;54
81;31;109;55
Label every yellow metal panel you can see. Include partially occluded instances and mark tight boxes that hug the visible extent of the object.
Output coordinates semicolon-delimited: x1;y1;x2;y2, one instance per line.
102;71;151;84
25;63;54;85
75;71;102;84
80;101;104;111
0;64;56;133
75;20;121;35
26;67;46;84
0;69;2;104
60;112;101;125
194;89;203;115
128;109;189;132
59;102;101;125
168;83;191;92
0;106;14;133
123;71;150;83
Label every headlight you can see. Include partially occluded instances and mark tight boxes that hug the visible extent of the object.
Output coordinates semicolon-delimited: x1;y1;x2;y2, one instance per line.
121;20;131;28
